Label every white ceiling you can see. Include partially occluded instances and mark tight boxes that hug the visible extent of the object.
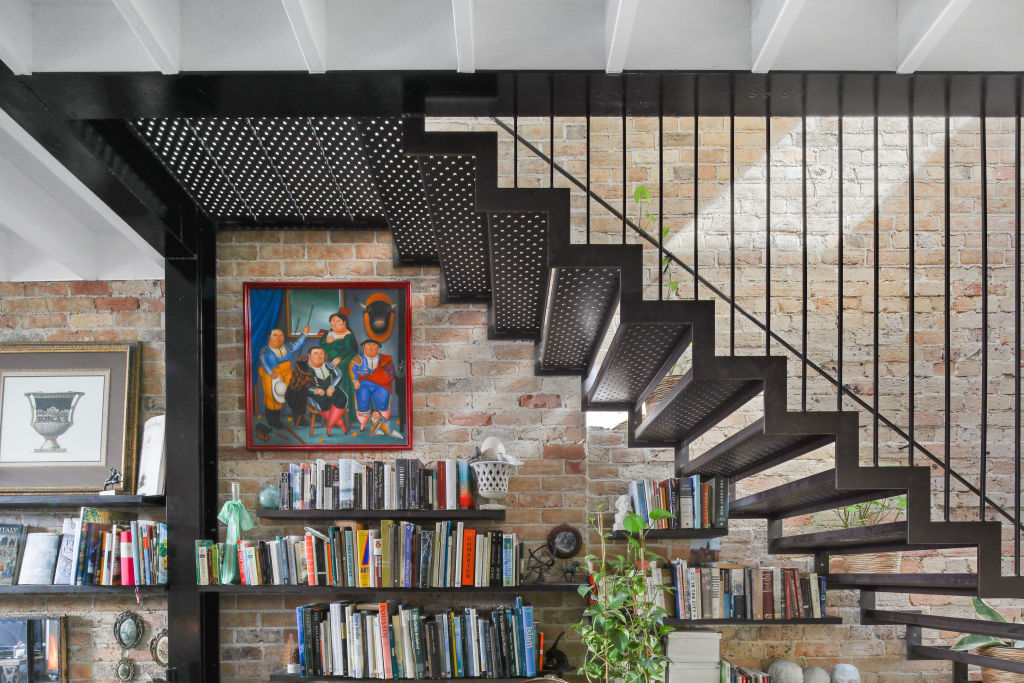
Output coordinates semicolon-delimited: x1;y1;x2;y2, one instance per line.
0;0;1022;75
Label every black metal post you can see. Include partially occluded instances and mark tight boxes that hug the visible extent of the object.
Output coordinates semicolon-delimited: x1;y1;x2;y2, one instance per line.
945;76;952;519
1016;74;1022;573
981;77;989;517
730;75;736;354
837;77;844;411
693;78;699;299
908;89;916;466
873;75;881;466
802;78;809;411
659;80;664;300
622;79;627;244
766;85;772;356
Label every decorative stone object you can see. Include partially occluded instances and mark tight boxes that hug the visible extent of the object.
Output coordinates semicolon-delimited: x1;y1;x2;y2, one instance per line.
768;660;803;683
803;666;830;683
831;663;861;683
612;494;631;531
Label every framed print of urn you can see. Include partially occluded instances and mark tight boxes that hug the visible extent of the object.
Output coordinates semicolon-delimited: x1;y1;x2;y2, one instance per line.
0;343;142;494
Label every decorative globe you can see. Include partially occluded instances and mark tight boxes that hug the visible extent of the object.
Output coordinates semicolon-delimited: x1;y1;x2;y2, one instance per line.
258;484;279;510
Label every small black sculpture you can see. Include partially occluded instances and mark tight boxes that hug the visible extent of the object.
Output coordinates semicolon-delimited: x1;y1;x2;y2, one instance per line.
560;560;583;583
103;468;122;491
523;544;555;584
542;632;571;675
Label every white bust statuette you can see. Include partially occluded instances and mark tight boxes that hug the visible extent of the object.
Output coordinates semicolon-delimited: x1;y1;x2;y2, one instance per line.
612;494;631;531
831;664;860;683
804;666;830;683
768;660;803;683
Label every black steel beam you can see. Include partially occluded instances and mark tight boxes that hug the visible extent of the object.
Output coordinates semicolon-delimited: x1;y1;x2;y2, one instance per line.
910;645;1024;675
865;609;1024;640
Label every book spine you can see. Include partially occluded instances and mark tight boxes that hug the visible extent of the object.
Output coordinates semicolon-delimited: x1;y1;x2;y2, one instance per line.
457;461;472;509
522;605;537;677
461;528;476;587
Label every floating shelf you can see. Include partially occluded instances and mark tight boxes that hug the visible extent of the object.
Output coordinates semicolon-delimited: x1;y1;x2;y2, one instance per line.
270;676;528;682
665;616;842;627
608;527;727;541
0;584;168;594
199;583;585;596
0;494;165;509
257;509;506;522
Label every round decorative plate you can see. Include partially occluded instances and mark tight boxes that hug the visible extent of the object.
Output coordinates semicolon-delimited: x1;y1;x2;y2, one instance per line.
150;628;168;667
547;524;582;559
113;610;144;650
114;657;136;682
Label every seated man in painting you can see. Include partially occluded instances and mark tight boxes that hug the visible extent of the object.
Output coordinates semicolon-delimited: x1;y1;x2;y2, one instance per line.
257;325;309;429
349;339;398;435
304;346;349;436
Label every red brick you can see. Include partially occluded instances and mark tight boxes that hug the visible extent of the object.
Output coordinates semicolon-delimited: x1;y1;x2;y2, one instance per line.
95;296;140;311
448;412;493;426
519;393;562;409
543;443;586;460
69;281;111;295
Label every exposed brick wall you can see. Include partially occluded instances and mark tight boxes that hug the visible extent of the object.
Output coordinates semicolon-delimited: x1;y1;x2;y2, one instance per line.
0;280;166;683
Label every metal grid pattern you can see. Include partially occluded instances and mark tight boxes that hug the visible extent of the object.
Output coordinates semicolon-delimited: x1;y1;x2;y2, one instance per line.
589;322;691;404
131;116;389;227
358;118;439;262
684;432;834;478
418;155;491;299
635;377;761;444
541;267;619;370
489;212;548;333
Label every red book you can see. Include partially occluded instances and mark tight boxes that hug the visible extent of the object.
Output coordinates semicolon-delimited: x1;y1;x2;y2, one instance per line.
119;531;134;586
305;535;317;586
461;528;476;586
378;602;394;679
437;465;447;510
237;544;247;585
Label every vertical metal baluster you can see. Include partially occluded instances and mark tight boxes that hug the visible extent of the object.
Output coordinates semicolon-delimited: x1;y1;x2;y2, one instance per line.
694;77;700;299
586;76;591;245
802;77;808;411
944;77;952;521
908;87;916;467
873;75;881;467
549;76;555;189
981;77;989;519
622;80;627;244
1016;74;1022;573
659;78;664;300
838;76;845;412
766;85;772;356
513;76;518;189
730;75;737;354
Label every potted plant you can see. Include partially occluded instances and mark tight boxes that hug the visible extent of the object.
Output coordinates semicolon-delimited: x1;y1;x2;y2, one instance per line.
574;507;674;683
828;496;907;573
951;597;1024;683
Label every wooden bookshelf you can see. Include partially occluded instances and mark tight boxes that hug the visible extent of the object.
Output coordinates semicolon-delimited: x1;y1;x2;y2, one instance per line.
0;584;167;594
608;527;727;541
198;583;586;596
665;616;842;627
257;509;506;522
270;676;529;682
0;494;165;509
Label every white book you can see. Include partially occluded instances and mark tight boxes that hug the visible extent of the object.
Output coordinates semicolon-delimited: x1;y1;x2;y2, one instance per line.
197;545;210;585
432;522;443;588
53;518;80;585
319;620;330;675
330;602;343;674
454;522;464;587
771;567;782;620
345;604;357;677
383;464;392;511
445;460;457;510
101;532;113;585
809;572;821;618
468;607;481;677
338;459;355;509
136;415;167;496
269;540;281;585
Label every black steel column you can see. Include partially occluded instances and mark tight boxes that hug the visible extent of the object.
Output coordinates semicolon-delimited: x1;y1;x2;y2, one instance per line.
166;217;219;682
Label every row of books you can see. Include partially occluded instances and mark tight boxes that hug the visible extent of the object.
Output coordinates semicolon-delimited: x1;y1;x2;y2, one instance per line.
0;508;167;587
626;476;729;529
196;522;525;588
721;660;771;683
656;561;827;621
279;459;475;511
293;598;540;679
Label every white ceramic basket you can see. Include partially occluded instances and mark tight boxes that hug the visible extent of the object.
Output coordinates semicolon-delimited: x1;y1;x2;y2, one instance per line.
469;460;516;510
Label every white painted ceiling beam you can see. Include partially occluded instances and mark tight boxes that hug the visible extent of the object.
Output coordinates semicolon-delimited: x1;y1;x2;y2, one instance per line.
896;0;973;74
452;0;475;74
282;0;327;74
750;0;808;73
111;0;180;74
0;0;32;74
605;0;638;74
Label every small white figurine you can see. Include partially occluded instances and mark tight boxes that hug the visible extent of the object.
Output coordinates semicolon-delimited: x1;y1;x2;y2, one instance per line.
768;660;803;683
612;494;632;531
831;664;860;683
803;666;830;683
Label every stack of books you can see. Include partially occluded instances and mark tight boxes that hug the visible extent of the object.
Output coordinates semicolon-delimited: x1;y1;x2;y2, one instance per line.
293;597;540;679
721;660;771;683
0;509;167;587
278;459;475;511
195;522;525;588
661;560;827;620
625;476;729;529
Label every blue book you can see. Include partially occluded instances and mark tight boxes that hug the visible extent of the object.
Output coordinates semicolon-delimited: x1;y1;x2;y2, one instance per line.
819;576;827;616
438;613;451;678
522;604;537;677
295;606;306;675
463;610;475;677
453;611;464;677
344;530;356;587
690;475;702;528
513;597;527;676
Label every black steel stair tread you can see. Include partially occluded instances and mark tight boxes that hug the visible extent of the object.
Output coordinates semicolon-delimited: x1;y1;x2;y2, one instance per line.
634;368;762;446
864;609;1024;638
584;321;692;407
909;645;1024;675
681;417;835;479
539;267;620;373
730;470;904;519
774;522;909;552
829;573;978;595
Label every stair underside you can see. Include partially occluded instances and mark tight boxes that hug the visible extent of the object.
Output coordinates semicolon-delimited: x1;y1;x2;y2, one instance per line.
584;321;691;407
539;267;619;373
864;609;1024;638
634;370;762;446
487;212;548;336
831;573;978;595
730;469;904;519
777;522;976;554
681;417;835;479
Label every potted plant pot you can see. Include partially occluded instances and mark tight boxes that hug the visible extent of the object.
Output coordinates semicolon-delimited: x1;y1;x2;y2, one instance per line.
979;646;1024;683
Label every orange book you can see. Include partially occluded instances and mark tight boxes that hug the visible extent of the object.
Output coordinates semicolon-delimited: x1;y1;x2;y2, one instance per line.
379;602;393;679
305;534;317;586
461;528;476;586
236;544;247;585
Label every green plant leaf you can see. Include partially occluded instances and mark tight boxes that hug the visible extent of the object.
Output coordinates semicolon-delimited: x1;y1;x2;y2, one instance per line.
667;282;679;293
633;185;651;203
951;633;1008;651
578;583;594;597
973;597;1009;623
661;225;671;238
648;508;674;522
623;512;645;534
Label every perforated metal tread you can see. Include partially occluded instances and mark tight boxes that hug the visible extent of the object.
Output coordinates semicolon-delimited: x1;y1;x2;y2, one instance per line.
774;522;910;553
489;212;548;335
359;117;439;262
634;370;762;446
681;417;835;480
730;469;903;519
835;574;977;595
418;155;491;300
586;322;691;406
540;267;620;372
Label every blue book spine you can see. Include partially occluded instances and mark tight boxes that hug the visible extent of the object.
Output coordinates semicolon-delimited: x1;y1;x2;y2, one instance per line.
690;475;702;527
438;613;451;678
522;605;537;677
513;597;526;676
453;612;464;677
295;606;306;676
463;611;474;677
819;576;827;616
403;523;414;587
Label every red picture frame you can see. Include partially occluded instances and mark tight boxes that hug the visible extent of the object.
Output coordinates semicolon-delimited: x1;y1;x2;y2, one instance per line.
243;281;413;451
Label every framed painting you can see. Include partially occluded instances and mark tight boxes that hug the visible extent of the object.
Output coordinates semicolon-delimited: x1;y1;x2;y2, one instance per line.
0;343;141;494
244;282;413;450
